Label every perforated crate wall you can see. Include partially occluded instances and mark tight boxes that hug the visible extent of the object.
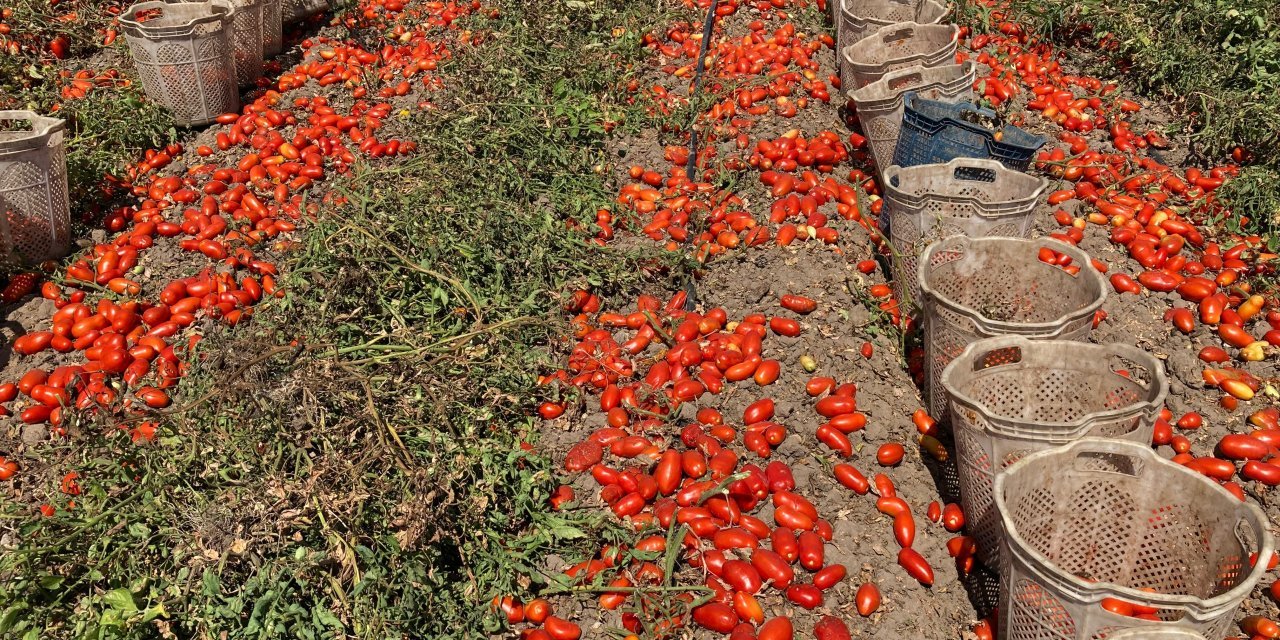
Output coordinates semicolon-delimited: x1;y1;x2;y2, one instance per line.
0;112;70;266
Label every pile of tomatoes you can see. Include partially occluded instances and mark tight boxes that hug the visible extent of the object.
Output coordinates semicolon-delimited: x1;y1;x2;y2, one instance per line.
0;2;478;482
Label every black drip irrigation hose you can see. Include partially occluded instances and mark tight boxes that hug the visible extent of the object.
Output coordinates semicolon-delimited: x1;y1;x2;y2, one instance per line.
684;0;720;181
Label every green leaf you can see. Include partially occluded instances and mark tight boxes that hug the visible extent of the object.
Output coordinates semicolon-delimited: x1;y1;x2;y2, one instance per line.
102;588;137;613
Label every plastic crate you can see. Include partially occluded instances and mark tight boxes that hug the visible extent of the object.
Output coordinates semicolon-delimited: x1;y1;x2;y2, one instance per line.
263;0;281;55
836;0;948;66
941;336;1168;567
916;236;1106;423
893;92;1046;171
995;439;1273;640
840;22;958;91
121;1;240;126
0;112;70;266
282;0;327;23
849;61;974;173
883;158;1048;310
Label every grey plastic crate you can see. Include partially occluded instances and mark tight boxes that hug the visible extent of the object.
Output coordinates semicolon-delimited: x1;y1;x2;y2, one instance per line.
941;336;1168;567
917;236;1107;423
0;112;70;266
121;1;240;126
840;22;958;91
836;0;948;70
849;61;975;173
995;439;1272;640
883;158;1049;310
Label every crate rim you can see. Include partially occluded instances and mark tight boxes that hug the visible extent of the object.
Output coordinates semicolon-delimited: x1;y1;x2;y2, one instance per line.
0;111;66;159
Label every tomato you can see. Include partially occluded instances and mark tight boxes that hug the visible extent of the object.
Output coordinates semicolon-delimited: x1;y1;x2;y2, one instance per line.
855;582;881;616
833;463;869;494
563;441;603;471
692;603;739;633
1137;270;1179;292
784;583;823;609
898;547;934;585
806;376;835;395
757;616;794;640
751;548;794;588
721;559;763;594
538;401;565;419
815;395;855;417
1218;434;1271;460
813;564;846;590
1109;273;1140;294
813;616;852;640
798;531;824;570
770;527;799;562
493;596;523;624
877;442;905;466
769;317;802;337
941;503;965;532
524;599;551;624
816;424;852;457
732;591;764;625
714;528;759;551
1241;615;1280;639
754;359;781;385
653;449;681;495
780;294;817;314
1243;461;1280;486
893;512;915;548
0;458;17;481
743;398;775;424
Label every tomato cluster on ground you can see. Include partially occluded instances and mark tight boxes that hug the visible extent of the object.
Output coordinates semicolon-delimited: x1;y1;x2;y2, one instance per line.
0;1;480;504
516;0;1280;638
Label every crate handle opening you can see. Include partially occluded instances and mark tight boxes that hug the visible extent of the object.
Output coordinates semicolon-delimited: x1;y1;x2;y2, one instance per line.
888;73;923;91
883;27;915;43
975;345;1021;371
953;166;996;182
1073;450;1143;477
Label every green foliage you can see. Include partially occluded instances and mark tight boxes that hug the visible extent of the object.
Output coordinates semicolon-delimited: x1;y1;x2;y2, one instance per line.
0;0;688;638
988;0;1280;240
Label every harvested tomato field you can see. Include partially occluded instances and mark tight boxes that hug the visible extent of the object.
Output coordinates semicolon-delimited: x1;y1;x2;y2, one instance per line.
0;0;1277;637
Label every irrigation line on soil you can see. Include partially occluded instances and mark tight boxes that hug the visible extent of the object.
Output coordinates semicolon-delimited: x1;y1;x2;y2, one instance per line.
683;0;721;181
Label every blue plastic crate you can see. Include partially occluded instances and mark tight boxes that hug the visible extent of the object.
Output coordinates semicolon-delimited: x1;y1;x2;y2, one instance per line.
892;92;1045;171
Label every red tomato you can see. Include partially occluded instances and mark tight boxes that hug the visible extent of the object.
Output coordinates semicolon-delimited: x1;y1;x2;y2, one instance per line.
692;603;739;633
784;583;823;609
877;442;905;466
855;582;881;616
757;616;794;640
813;616;852;640
898;548;934;585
